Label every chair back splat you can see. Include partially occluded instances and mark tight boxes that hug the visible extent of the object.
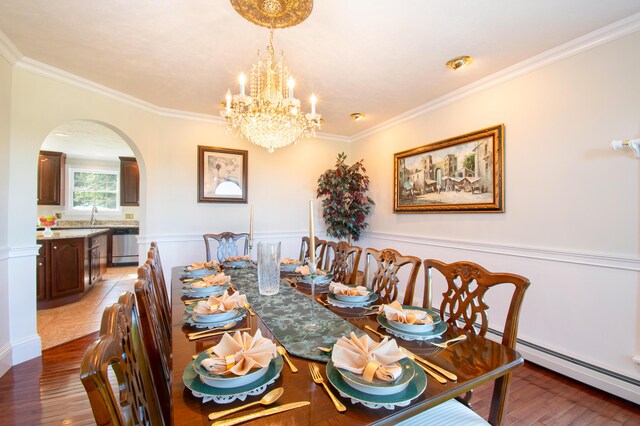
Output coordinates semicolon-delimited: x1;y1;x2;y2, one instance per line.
80;292;165;426
203;232;250;263
324;241;362;285
424;259;530;425
299;236;327;268
365;248;421;305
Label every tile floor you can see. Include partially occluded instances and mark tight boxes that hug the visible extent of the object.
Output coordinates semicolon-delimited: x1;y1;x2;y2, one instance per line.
37;266;138;350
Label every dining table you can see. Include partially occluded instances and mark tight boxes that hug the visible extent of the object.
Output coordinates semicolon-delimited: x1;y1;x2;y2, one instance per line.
170;265;523;425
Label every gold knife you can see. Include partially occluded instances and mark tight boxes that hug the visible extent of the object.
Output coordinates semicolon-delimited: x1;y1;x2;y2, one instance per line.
211;401;310;426
188;328;250;341
400;347;447;384
407;349;458;381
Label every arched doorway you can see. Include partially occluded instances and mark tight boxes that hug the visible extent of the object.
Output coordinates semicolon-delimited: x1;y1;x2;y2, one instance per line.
35;120;143;350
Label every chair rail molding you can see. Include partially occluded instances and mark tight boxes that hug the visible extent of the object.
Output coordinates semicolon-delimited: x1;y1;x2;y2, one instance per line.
137;231;326;245
8;245;40;259
363;231;640;272
0;246;9;261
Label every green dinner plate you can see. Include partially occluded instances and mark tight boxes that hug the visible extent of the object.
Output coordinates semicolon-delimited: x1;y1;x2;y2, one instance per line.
336;357;415;395
326;359;426;405
377;313;447;338
327;291;378;307
183;354;283;397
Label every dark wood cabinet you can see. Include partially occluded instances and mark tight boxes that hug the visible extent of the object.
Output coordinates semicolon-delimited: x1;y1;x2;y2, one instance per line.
49;238;85;298
37;230;109;308
37;151;66;205
120;157;139;206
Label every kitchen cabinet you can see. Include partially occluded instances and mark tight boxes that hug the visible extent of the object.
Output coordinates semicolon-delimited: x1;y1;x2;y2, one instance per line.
37;151;66;205
37;229;109;309
119;156;139;206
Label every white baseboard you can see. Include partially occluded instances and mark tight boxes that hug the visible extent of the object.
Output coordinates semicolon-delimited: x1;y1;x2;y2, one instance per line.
10;334;41;365
0;343;11;378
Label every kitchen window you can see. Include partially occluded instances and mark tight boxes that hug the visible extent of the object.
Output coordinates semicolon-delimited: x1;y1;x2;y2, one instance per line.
69;168;120;211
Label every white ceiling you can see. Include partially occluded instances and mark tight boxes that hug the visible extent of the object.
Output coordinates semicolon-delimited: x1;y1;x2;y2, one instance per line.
1;1;640;137
41;120;134;160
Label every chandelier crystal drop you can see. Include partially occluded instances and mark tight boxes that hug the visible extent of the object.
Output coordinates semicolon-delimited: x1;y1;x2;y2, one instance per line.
220;27;320;153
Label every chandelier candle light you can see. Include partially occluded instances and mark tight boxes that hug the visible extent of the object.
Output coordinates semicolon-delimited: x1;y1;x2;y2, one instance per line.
222;0;320;153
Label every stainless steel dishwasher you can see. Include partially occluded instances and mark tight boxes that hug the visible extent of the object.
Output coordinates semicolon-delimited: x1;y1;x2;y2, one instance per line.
111;227;139;265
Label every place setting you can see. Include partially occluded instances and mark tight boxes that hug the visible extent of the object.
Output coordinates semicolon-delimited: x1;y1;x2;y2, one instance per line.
181;260;219;279
375;301;447;341
222;255;253;269
293;264;333;293
326;282;379;309
181;271;230;298
183;290;249;333
183;329;288;406
320;332;427;410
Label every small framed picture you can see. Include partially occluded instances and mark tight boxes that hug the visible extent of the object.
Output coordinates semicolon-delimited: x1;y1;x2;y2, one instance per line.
198;146;248;203
393;125;504;213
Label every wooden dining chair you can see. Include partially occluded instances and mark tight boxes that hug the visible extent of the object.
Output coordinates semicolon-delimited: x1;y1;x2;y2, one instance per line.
203;232;250;263
408;259;530;426
298;236;327;268
135;262;172;425
363;247;421;305
80;292;165;426
324;241;362;284
147;242;171;338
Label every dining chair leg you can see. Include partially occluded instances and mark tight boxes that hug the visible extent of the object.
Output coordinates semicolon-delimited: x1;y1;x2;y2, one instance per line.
488;373;512;425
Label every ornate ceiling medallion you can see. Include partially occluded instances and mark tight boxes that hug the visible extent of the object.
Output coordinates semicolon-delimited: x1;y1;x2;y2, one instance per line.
230;0;314;29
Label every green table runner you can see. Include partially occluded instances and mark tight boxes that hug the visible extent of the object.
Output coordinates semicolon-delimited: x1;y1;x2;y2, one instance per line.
227;267;364;362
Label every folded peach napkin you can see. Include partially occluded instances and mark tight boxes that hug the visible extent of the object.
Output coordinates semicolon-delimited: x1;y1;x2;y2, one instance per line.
294;265;326;275
329;282;369;296
193;290;247;315
187;260;217;270
200;329;276;376
380;301;433;325
226;255;250;262
332;332;405;382
191;272;229;288
281;257;300;265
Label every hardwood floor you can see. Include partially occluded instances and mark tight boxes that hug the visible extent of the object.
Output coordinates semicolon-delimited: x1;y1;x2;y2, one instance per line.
0;333;638;425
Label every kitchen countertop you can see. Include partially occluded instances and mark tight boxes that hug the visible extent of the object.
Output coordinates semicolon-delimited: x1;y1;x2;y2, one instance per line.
36;228;110;240
53;220;139;229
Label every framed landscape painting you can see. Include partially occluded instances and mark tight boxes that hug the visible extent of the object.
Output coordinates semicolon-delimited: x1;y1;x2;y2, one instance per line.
198;146;248;203
393;125;504;213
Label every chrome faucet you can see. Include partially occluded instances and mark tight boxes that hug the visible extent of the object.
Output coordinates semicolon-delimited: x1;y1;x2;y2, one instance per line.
90;205;98;225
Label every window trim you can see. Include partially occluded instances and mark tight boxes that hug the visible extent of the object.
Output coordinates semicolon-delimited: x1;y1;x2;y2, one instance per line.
67;167;121;213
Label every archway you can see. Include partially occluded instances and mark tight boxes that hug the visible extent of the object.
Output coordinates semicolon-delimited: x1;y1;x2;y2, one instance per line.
35;119;145;350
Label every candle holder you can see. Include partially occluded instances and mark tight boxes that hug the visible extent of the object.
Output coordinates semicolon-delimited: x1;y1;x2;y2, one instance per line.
304;264;320;332
248;239;254;262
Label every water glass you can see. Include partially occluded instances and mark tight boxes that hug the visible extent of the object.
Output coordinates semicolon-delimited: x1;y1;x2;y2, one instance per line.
257;241;281;295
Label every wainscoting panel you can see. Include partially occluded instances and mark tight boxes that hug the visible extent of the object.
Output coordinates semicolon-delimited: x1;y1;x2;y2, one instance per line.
358;232;640;404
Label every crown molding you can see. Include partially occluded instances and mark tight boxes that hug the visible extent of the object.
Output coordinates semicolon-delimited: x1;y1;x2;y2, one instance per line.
351;12;640;142
13;57;350;142
0;30;22;65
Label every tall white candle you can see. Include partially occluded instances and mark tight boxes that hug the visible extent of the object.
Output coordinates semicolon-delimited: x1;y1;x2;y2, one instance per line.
310;94;317;115
309;200;315;266
225;90;231;112
249;205;254;241
239;73;246;96
287;77;295;99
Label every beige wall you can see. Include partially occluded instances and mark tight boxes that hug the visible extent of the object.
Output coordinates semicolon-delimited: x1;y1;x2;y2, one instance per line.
0;55;12;376
352;31;640;400
4;63;349;367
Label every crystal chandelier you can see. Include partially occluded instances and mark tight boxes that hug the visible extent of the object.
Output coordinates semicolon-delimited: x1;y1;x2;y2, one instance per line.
221;0;321;153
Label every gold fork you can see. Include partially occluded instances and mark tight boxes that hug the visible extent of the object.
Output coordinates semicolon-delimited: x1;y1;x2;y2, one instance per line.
432;335;467;349
308;363;346;412
364;325;390;339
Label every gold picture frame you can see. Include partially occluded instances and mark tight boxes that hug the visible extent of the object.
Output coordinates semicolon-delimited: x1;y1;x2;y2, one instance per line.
393;125;504;213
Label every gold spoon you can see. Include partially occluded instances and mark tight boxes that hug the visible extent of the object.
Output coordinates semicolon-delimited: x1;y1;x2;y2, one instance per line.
317;346;332;353
207;387;284;420
315;297;329;307
277;346;299;373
